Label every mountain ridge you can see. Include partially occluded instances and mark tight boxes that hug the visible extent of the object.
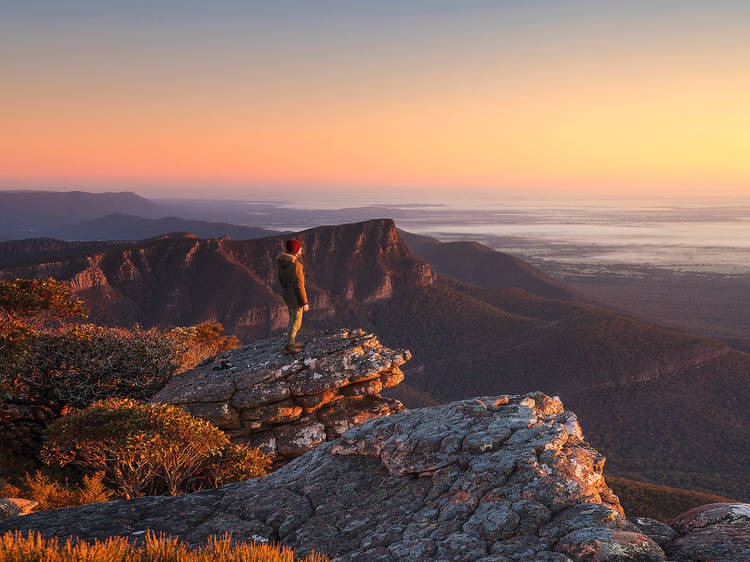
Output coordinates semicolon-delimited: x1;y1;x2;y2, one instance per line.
0;218;747;500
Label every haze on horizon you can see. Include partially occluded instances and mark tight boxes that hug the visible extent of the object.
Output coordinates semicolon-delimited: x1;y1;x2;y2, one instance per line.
2;1;749;200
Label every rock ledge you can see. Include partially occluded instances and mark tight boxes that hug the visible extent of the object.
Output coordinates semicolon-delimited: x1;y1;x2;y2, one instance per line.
153;329;408;463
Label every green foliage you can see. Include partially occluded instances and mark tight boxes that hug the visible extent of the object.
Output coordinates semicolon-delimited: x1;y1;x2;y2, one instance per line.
43;398;270;499
201;443;271;489
0;470;111;511
0;530;329;562
0;278;87;324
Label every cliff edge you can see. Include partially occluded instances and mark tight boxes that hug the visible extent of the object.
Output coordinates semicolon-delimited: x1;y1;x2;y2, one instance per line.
153;328;408;464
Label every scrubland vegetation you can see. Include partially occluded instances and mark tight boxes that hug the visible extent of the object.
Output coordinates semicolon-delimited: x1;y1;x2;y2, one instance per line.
0;278;263;512
43;399;270;498
0;471;111;511
0;531;328;562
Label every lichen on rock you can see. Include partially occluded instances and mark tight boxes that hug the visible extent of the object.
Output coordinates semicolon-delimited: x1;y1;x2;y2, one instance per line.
152;328;407;463
0;392;651;560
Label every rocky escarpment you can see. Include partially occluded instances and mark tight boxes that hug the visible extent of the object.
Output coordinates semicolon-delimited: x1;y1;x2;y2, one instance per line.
0;219;434;337
2;393;748;560
153;329;407;464
0;394;642;559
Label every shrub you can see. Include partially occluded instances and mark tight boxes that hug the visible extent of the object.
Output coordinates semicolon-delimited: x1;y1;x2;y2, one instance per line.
167;322;240;374
0;278;87;326
0;278;86;398
0;530;329;561
0;471;111;511
43;399;269;498
15;322;239;407
27;325;175;407
200;443;271;489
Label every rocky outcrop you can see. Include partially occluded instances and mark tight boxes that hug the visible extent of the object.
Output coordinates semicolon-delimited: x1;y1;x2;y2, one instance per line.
153;329;408;463
0;498;37;520
664;503;750;561
1;393;747;560
0;393;631;559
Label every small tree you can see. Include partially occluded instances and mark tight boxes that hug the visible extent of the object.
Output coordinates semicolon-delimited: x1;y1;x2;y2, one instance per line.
43;398;269;498
0;278;87;397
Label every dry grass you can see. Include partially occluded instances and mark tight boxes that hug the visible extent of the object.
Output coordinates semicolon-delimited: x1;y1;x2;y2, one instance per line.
0;531;329;562
0;471;111;512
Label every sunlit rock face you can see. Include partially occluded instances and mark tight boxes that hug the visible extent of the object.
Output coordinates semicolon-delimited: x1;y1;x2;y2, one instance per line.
152;329;408;464
2;388;747;560
0;498;37;520
0;393;652;560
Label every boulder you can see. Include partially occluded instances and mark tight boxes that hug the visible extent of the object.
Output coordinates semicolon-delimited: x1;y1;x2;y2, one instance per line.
153;329;407;464
0;498;37;520
665;503;750;562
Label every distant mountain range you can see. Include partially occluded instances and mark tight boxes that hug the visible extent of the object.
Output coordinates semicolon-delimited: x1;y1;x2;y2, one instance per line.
51;213;280;241
0;191;279;242
0;191;162;239
0;218;747;501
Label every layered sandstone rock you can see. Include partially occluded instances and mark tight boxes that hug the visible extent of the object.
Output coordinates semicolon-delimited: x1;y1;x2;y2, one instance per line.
153;329;407;463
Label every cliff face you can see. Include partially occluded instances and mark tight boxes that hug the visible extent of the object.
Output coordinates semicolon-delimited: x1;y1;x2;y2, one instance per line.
0;219;433;336
153;329;408;464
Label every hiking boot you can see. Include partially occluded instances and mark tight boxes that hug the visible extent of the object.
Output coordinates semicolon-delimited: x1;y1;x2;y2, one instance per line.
283;344;302;355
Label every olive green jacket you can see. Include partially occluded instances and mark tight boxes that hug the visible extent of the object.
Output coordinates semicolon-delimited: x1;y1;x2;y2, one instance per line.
277;252;308;307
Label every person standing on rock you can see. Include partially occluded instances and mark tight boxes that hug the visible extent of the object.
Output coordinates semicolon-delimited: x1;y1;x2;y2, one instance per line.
277;239;309;354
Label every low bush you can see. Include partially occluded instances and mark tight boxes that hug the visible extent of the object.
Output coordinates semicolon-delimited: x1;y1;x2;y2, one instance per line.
168;322;240;374
12;321;239;408
0;278;87;399
0;471;111;511
43;399;270;499
1;277;240;407
0;531;328;562
27;325;174;407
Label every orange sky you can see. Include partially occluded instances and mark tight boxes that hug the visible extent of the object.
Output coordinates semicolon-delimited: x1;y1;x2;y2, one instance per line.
2;2;749;198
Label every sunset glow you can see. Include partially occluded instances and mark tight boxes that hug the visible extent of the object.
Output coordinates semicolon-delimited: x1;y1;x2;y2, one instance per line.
3;1;749;197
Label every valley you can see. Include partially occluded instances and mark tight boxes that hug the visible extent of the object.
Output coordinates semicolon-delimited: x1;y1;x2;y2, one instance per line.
1;216;747;503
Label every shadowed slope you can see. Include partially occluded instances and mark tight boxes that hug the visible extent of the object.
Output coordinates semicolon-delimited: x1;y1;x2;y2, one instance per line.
400;229;574;299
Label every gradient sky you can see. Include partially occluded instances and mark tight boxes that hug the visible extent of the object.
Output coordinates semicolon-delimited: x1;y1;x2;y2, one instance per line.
2;1;749;198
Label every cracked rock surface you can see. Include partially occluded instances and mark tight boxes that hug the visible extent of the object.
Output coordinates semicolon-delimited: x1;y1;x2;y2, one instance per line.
153;328;407;463
2;393;747;561
0;393;634;560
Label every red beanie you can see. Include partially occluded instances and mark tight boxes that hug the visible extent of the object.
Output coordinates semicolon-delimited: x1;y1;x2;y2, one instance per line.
285;239;302;254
